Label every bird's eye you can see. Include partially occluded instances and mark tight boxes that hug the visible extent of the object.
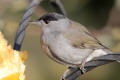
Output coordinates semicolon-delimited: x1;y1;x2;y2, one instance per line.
41;15;58;24
43;20;50;24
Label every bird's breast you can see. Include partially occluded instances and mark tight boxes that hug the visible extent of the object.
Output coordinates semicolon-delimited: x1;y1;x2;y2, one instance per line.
40;33;92;65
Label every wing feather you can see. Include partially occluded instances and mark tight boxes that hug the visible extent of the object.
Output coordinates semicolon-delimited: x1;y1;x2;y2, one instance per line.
63;21;105;49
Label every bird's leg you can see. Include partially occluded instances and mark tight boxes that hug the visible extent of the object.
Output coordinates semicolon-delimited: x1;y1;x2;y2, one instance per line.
80;50;94;73
61;67;70;80
80;60;87;74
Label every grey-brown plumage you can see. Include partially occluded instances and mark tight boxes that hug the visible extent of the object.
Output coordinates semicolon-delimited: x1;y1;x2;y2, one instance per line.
31;12;112;67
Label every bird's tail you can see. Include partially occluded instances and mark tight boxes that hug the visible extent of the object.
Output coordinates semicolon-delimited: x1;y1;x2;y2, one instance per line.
86;49;112;62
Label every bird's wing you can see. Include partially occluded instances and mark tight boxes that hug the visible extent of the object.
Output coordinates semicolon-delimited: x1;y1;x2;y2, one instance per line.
63;21;106;49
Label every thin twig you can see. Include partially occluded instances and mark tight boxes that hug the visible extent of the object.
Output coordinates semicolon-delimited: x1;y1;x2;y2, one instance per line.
50;0;67;16
13;0;41;50
65;52;120;80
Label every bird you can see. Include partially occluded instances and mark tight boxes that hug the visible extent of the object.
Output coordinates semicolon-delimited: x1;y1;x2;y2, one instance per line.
13;0;66;51
30;12;112;79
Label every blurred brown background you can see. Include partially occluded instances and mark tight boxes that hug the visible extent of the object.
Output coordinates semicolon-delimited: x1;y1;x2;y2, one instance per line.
0;0;120;80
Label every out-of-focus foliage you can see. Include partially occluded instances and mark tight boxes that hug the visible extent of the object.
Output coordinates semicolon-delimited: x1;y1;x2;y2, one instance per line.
0;0;120;80
112;28;120;52
62;0;115;29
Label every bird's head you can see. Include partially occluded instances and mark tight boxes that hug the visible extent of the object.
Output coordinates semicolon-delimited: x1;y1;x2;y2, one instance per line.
30;13;70;33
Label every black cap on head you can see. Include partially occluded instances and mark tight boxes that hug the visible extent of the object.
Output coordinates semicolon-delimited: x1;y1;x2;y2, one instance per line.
38;13;66;24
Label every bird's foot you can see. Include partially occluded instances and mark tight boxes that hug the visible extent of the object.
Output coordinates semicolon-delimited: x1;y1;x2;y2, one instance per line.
80;67;86;74
80;60;87;74
61;68;69;80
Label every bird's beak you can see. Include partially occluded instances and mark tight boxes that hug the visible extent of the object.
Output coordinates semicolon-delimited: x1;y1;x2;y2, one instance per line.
29;20;40;24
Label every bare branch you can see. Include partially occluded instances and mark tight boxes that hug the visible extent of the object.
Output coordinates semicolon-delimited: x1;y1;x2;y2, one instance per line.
50;0;67;16
65;53;120;80
13;0;41;50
